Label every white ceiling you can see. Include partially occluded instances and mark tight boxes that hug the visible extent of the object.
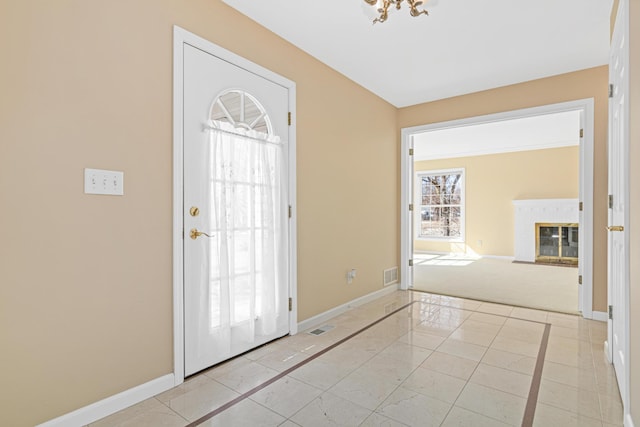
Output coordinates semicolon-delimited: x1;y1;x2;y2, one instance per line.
413;110;581;161
222;0;612;108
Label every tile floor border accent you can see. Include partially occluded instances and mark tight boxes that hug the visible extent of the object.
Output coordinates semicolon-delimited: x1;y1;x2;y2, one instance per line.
182;296;553;427
522;323;551;427
184;300;416;427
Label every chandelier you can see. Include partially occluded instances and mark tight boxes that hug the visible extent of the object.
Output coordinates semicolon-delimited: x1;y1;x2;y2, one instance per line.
364;0;429;24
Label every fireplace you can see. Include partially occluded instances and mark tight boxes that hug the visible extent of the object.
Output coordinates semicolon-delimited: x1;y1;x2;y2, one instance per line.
512;199;579;264
535;223;579;265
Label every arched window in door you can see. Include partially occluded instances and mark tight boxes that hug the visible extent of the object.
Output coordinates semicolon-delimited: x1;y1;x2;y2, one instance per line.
209;89;273;136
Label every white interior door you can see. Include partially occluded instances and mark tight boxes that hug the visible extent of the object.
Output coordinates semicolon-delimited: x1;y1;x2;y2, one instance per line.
607;0;629;409
183;43;290;376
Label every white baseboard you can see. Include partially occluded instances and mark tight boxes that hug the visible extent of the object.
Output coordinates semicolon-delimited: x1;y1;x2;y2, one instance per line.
413;250;514;261
297;285;399;333
413;250;449;255
626;413;635;427
37;373;175;427
482;255;515;261
603;340;613;363
604;340;613;363
592;311;608;322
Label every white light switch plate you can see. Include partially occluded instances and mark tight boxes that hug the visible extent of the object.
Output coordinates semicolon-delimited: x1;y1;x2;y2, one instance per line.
84;168;124;195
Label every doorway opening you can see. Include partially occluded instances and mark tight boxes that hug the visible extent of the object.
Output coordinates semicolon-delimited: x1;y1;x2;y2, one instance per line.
401;99;595;318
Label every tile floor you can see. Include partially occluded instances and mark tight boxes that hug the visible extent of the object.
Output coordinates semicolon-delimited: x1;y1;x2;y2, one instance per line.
88;291;623;427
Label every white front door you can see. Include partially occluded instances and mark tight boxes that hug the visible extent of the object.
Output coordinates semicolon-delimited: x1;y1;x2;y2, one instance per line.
183;43;291;376
607;0;629;411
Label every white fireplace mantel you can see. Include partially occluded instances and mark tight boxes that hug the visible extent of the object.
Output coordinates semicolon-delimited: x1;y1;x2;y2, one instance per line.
512;199;579;263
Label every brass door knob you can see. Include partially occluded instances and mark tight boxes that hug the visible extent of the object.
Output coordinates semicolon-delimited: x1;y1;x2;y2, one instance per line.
607;225;624;232
189;228;214;240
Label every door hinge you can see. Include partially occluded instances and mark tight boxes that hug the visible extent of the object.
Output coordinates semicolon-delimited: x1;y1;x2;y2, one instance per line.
609;84;614;98
409;204;414;211
288;297;293;311
609;305;613;320
409;259;414;267
409;148;414;156
579;129;584;138
609;195;614;209
288;205;292;218
578;275;583;285
288;112;292;126
579;202;583;212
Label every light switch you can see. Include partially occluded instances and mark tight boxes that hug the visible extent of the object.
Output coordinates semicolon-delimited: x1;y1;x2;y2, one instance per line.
84;168;124;195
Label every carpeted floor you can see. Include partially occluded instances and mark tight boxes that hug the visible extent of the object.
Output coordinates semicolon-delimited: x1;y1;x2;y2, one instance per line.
411;253;579;314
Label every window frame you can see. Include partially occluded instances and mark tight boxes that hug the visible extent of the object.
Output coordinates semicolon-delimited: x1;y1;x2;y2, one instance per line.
415;168;466;243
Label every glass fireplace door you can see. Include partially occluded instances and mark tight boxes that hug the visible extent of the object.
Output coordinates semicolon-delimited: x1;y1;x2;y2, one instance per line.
536;223;579;265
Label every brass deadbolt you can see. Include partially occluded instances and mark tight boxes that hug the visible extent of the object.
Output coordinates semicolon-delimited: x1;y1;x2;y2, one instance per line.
190;206;200;217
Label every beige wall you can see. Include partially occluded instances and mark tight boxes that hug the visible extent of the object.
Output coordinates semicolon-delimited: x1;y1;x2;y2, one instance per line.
414;147;579;256
398;66;609;313
0;1;398;425
627;0;639;424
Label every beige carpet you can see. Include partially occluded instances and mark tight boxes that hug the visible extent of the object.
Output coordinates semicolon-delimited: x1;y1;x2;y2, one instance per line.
412;253;579;314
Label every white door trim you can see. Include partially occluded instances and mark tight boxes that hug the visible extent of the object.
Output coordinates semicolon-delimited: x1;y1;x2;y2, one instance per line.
400;134;413;291
173;26;297;385
400;98;595;319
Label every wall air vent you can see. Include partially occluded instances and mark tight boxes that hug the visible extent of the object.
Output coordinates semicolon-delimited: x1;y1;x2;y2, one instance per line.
383;267;398;286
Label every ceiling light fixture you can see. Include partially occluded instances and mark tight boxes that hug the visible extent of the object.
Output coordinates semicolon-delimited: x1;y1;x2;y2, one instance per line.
364;0;429;24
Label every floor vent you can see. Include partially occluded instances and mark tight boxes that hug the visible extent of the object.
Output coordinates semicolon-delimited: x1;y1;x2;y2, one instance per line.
307;325;335;336
383;267;398;286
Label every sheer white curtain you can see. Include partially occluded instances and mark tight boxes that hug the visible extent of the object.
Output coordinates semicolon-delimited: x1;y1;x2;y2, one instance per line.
205;120;286;351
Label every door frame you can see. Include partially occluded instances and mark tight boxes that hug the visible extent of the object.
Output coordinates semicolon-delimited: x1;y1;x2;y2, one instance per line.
400;99;595;319
172;26;297;384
